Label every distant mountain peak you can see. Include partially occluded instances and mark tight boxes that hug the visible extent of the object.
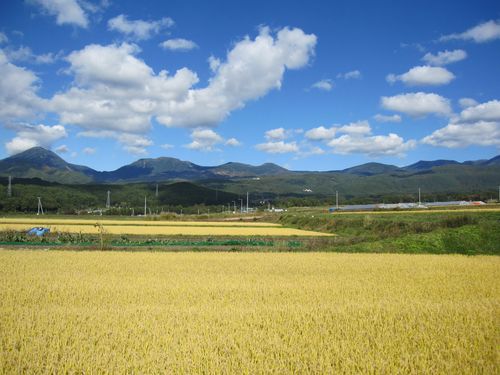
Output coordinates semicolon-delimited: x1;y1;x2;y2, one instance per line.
404;159;460;171
7;146;67;167
341;162;400;176
484;155;500;165
11;146;61;158
0;147;96;183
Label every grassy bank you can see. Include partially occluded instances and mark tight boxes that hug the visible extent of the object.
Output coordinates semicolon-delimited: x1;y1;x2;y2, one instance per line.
279;210;500;255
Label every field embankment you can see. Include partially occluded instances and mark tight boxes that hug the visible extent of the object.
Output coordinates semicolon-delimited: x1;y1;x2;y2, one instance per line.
279;209;500;255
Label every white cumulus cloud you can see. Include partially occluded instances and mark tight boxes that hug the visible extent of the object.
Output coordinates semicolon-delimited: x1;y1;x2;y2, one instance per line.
459;100;500;122
328;133;416;156
338;121;371;135
440;20;500;43
381;92;452;117
0;51;46;121
305;121;371;141
208;56;221;73
160;38;198;51
4;45;59;64
311;79;333;91
117;133;153;155
422;99;500;149
49;26;316;143
255;141;299;154
157;26;317;127
225;138;241;147
387;66;455;86
50;42;199;134
304;120;414;157
186;128;224;151
83;147;96;155
422;49;467;66
422;121;500;148
5;124;67;155
458;98;478;109
373;114;402;123
304;126;337;141
265;127;288;141
337;70;361;79
78;130;153;155
29;0;88;28
108;14;174;40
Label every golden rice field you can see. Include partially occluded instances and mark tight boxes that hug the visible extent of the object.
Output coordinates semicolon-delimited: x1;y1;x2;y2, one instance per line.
0;251;498;374
0;218;282;227
0;218;331;237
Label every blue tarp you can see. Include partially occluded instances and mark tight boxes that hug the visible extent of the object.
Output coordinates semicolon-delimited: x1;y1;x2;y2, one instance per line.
27;227;50;236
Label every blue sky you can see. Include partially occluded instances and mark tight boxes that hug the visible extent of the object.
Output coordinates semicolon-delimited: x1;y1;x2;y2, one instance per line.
0;0;499;171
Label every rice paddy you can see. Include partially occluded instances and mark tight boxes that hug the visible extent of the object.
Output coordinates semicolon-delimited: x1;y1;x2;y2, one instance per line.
0;218;282;227
0;218;332;237
0;251;498;373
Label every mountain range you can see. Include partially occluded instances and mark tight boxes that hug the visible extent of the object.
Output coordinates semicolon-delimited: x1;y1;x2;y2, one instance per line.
1;147;499;184
0;147;290;184
0;147;499;200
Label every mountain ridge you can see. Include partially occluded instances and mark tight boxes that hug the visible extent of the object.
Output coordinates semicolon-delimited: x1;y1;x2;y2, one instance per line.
0;147;292;183
0;147;499;184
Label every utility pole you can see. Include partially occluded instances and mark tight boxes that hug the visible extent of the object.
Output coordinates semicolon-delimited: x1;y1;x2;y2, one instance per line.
336;191;339;209
144;196;147;216
37;197;44;215
106;190;111;209
233;201;236;212
418;188;421;205
246;192;249;213
7;176;12;197
155;184;159;198
239;198;243;213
